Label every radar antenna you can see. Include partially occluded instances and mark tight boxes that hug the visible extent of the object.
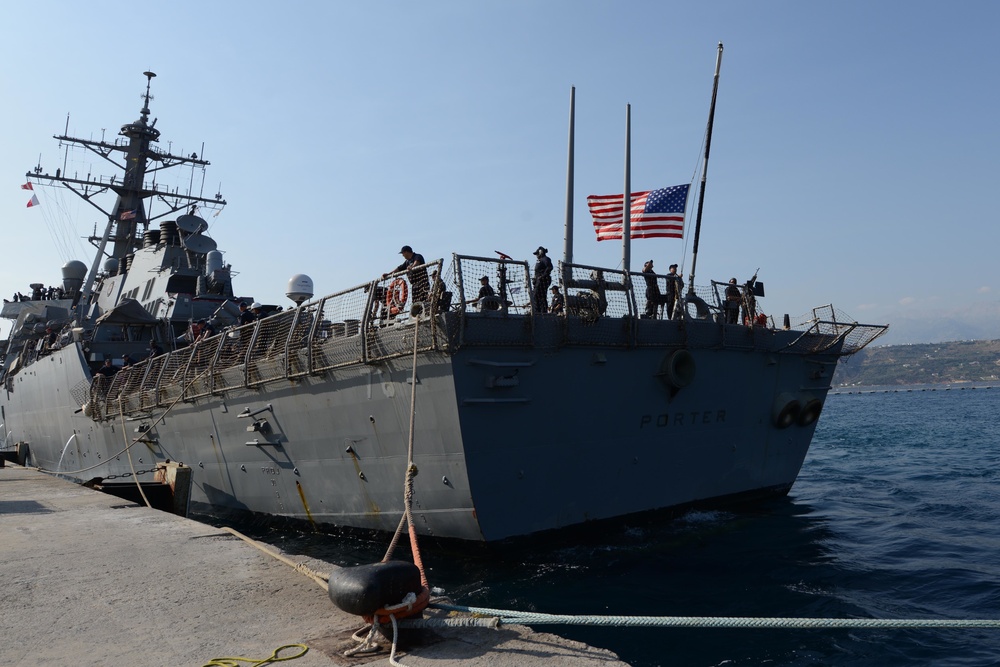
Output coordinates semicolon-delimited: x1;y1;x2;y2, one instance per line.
23;72;227;306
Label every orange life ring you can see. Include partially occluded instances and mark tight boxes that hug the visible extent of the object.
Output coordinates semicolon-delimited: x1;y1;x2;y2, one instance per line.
386;278;408;315
364;585;430;625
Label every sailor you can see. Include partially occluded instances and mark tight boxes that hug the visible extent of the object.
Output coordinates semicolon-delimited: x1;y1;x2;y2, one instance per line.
383;245;430;305
250;302;263;319
665;264;683;319
96;358;118;377
121;353;134;369
43;326;58;350
742;272;759;324
471;276;499;311
725;278;741;324
148;339;163;359
429;269;449;312
549;285;564;315
531;246;552;314
198;319;217;341
190;319;205;341
237;301;255;325
641;260;664;319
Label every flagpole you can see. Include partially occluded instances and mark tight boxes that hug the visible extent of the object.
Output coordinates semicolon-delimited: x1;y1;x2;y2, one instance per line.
686;42;724;296
622;103;631;274
563;86;575;268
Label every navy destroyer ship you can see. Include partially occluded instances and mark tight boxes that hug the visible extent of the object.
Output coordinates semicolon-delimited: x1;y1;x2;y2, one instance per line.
0;70;886;541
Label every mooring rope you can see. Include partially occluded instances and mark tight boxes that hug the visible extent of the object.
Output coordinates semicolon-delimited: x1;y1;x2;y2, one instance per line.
425;602;1000;630
219;526;328;590
351;308;431;667
119;398;152;509
380;308;429;586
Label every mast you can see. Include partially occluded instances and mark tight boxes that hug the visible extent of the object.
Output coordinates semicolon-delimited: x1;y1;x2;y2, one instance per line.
26;72;226;302
562;86;576;267
686;42;724;295
622;103;632;274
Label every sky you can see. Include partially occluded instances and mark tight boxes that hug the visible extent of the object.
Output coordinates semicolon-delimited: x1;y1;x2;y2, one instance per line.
1;1;998;345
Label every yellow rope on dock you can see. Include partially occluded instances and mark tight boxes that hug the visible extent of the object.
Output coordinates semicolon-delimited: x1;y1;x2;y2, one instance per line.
201;643;308;666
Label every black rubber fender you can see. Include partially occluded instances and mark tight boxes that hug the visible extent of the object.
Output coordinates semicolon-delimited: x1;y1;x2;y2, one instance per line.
663;349;696;388
328;560;422;616
772;393;801;429
797;395;823;427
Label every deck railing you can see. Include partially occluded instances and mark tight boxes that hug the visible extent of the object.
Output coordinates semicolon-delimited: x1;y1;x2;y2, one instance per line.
87;257;887;420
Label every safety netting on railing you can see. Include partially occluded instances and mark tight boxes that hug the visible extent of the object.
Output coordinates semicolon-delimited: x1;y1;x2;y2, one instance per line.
449;255;534;346
709;279;770;327
157;346;196;405
562;262;635;320
629;269;685;321
185;336;224;398
452;256;533;315
88;375;113;420
366;260;445;361
103;367;128;404
558;262;636;346
781;305;889;356
139;355;168;410
840;322;889;354
286;307;318;377
247;310;297;387
211;325;252;391
117;364;149;413
310;283;369;372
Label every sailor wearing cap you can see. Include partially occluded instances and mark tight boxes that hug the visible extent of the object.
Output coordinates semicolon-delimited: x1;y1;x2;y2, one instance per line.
383;245;430;304
531;246;552;314
236;301;251;325
549;284;564;315
665;263;683;319
467;275;499;311
641;259;663;319
725;278;741;324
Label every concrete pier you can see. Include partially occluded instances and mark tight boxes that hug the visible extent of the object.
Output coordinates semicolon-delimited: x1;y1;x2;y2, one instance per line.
0;465;628;666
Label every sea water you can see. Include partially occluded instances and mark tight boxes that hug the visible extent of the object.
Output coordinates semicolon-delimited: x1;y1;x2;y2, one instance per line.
214;384;1000;666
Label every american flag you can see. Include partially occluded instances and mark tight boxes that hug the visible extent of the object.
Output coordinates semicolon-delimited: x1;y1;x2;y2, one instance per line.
120;209;137;220
587;184;690;241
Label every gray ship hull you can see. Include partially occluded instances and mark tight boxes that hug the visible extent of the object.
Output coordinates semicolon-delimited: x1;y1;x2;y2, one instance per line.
1;312;843;541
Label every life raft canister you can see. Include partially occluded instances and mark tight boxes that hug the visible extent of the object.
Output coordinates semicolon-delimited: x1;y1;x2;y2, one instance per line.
386;278;408;316
772;393;801;429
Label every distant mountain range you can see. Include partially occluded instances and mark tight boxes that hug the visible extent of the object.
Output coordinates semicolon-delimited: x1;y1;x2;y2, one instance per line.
869;301;1000;346
833;339;1000;387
